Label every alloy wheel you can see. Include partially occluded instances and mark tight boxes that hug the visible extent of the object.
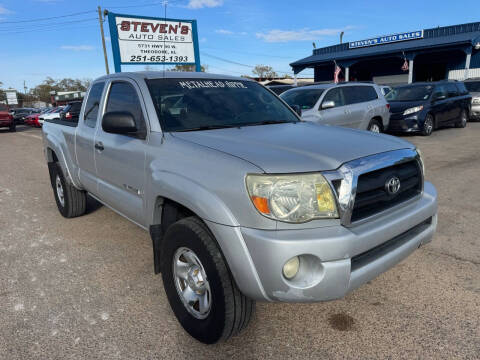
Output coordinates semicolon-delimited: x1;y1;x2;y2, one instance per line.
173;247;212;319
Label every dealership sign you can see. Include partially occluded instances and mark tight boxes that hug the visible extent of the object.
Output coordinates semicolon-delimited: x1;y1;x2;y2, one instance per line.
107;12;200;72
349;30;424;49
5;90;18;105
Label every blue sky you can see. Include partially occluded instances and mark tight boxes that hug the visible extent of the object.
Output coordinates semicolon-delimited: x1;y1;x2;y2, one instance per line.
0;0;479;91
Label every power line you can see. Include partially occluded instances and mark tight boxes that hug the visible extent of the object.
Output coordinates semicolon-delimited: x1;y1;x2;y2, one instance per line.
0;10;96;25
0;22;99;36
0;17;99;33
203;46;297;60
201;51;303;75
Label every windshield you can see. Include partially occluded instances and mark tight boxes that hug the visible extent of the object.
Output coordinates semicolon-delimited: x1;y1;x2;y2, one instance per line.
465;81;480;92
147;78;299;132
386;85;433;101
280;88;325;110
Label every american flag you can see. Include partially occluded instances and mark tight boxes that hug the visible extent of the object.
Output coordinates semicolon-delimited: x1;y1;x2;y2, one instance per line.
334;65;341;83
401;59;409;71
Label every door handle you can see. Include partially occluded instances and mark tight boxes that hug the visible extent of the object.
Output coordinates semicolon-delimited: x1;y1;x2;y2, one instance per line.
95;142;104;151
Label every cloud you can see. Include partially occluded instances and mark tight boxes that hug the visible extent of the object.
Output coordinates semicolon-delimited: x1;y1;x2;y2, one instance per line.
0;5;12;14
200;37;207;43
215;29;233;35
187;0;223;9
215;29;248;36
256;26;354;43
60;45;94;51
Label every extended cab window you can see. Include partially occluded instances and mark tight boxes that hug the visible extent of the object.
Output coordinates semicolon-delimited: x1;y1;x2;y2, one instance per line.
147;78;298;132
105;82;146;133
84;82;105;128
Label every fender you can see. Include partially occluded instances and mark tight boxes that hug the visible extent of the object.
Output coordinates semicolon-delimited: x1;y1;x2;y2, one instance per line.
147;169;239;227
43;130;82;189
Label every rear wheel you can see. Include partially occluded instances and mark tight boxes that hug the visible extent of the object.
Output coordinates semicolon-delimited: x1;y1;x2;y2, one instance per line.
367;119;382;133
421;114;434;136
161;217;254;344
50;163;86;218
455;109;467;128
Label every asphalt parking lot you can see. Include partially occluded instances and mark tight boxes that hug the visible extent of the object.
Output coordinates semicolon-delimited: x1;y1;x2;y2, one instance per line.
0;124;479;360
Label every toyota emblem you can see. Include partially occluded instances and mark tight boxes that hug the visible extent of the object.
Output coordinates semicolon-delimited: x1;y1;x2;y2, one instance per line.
385;176;401;195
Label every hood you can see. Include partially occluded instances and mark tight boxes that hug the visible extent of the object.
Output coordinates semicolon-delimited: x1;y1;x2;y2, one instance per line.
470;91;480;98
172;122;413;173
388;100;426;114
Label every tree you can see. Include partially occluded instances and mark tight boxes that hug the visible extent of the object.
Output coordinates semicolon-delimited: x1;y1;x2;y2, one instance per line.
29;77;91;103
168;64;208;72
252;65;278;80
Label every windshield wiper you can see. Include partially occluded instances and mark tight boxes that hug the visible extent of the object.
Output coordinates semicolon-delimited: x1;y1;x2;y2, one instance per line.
240;120;298;127
173;124;239;132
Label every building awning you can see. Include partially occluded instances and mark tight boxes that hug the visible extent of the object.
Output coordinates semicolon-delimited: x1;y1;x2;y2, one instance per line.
291;22;480;73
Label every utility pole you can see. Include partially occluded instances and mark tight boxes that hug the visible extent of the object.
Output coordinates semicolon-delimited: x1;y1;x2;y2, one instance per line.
98;6;110;74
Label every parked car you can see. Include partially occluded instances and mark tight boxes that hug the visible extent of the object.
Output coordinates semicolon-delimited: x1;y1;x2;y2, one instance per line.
464;78;480;120
386;80;471;136
280;82;390;132
25;108;54;127
12;107;37;125
59;101;82;122
38;106;64;125
267;84;294;95
43;72;437;344
0;104;15;132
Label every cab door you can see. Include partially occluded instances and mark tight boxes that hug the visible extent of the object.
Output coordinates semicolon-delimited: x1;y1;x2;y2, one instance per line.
75;81;106;194
94;79;149;226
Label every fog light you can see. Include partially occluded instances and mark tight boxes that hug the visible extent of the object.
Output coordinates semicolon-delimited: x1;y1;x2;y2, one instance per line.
283;256;300;279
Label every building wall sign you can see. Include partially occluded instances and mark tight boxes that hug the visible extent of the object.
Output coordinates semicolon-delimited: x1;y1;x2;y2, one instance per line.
349;30;424;49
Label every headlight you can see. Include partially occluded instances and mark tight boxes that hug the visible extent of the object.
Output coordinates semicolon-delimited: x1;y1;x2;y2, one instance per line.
246;173;338;223
473;98;480;105
416;148;425;176
403;105;424;116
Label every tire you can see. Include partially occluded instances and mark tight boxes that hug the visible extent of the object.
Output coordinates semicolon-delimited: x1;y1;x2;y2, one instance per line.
421;114;434;136
50;163;86;218
8;123;16;132
455;109;467;128
161;216;255;344
367;119;382;133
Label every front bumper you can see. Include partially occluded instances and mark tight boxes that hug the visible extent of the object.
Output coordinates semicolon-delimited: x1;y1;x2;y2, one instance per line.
470;104;480;119
208;181;437;302
387;113;423;132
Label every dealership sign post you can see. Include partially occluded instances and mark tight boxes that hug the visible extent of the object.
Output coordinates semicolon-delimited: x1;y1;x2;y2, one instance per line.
107;12;201;73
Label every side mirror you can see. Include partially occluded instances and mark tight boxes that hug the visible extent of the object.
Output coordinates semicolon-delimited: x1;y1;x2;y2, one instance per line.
291;104;302;116
102;111;138;135
321;100;335;109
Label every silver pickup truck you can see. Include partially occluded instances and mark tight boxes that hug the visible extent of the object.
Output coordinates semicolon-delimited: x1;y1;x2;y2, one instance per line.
42;72;437;344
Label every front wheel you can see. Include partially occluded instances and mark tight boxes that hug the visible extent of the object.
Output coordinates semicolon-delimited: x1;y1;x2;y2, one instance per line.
367;119;382;133
455;109;467;128
421;114;434;136
161;217;255;344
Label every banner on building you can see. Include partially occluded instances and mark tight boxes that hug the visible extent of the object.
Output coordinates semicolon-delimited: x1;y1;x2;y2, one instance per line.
107;12;201;73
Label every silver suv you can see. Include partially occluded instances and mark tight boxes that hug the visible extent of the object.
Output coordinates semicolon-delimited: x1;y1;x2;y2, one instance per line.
280;83;390;132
